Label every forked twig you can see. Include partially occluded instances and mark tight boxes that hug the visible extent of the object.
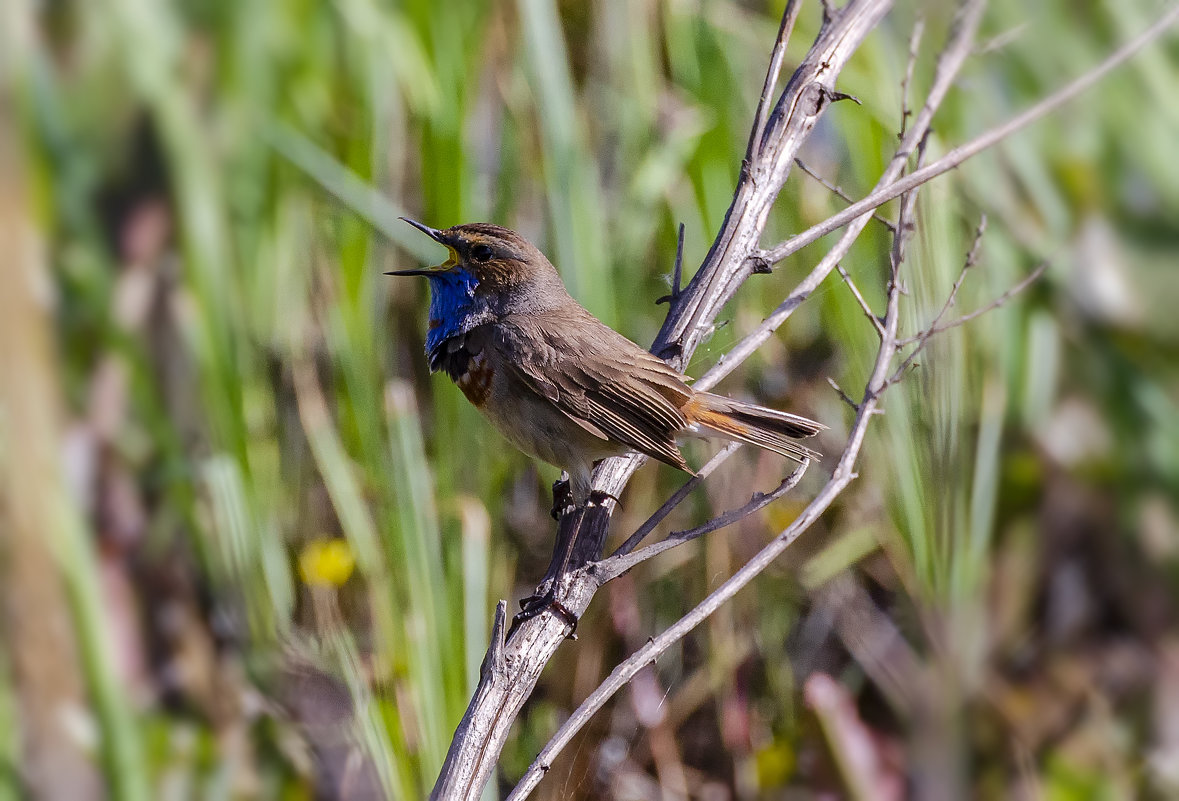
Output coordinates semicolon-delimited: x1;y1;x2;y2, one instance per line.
885;260;1048;388
919;260;1048;340
923;214;987;329
889;214;986;362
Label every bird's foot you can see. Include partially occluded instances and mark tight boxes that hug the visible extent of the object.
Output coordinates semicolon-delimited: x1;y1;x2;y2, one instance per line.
515;583;578;639
550;474;576;521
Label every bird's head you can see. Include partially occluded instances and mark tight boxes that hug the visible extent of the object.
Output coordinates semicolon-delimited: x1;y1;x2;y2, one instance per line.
389;219;571;363
391;220;563;292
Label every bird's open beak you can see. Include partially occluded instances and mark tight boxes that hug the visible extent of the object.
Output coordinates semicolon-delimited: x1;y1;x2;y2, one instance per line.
399;216;446;243
386;217;457;276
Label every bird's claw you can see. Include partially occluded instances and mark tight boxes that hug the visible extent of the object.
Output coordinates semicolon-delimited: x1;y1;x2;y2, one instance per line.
588;489;621;509
515;585;579;639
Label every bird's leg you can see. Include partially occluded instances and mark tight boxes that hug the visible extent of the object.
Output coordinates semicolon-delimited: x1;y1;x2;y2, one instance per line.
514;480;621;637
515;502;587;638
550;472;576;521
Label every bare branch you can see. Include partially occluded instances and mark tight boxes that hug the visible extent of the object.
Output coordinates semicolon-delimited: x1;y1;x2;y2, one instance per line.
760;4;1179;265
889;131;930;283
508;460;874;800
595;461;809;583
888;20;937;282
747;0;805;166
437;5;1178;798
505;10;1014;791
650;0;894;368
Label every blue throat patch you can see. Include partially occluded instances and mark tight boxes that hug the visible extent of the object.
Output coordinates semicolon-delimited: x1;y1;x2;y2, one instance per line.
424;268;480;358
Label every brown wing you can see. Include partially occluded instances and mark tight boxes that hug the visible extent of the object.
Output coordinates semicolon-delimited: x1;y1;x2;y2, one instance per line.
491;308;695;473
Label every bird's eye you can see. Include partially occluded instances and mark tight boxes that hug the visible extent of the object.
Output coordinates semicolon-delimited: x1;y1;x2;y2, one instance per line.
470;244;494;263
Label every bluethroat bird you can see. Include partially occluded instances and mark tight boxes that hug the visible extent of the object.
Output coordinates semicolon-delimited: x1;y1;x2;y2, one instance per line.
389;219;824;508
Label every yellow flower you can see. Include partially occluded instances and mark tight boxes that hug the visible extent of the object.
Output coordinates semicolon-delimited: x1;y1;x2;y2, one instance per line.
298;539;356;587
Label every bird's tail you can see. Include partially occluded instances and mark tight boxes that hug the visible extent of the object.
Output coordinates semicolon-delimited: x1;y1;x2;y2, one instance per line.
683;392;825;463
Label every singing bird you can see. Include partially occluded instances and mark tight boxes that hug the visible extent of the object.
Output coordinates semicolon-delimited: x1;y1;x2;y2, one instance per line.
389;220;824;506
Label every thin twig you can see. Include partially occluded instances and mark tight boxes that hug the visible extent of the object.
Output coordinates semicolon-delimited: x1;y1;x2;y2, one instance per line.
672;222;685;299
793;158;855;205
828;377;860;411
864;63;931;414
899;19;926;140
978;23;1027;54
595;462;809;583
888;131;930;285
795;158;897;232
837;263;886;339
887;28;930;300
897;213;987;346
919;259;1047;338
760;4;1179;266
656;223;688;306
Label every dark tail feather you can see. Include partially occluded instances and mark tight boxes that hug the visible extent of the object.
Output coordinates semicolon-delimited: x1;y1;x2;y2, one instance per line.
685;392;825;463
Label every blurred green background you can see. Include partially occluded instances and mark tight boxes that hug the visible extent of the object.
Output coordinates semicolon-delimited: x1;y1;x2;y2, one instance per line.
2;0;1178;798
